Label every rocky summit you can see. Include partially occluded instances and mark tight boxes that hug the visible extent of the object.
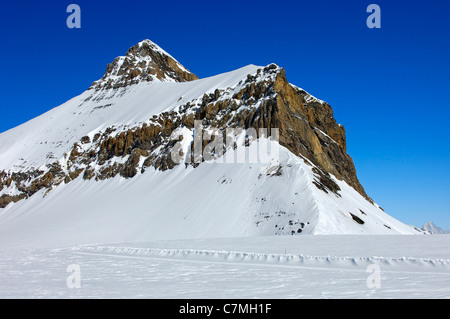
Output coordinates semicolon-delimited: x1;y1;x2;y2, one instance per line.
90;39;198;90
0;40;419;243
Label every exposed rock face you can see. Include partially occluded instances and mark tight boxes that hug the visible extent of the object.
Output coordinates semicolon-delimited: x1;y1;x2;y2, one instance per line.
90;39;198;90
0;44;371;208
270;68;366;198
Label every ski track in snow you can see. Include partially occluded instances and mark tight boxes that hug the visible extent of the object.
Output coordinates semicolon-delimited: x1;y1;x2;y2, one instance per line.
64;245;450;274
2;236;450;299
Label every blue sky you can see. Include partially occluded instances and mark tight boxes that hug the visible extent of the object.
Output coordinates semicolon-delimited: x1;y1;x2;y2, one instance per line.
0;0;449;229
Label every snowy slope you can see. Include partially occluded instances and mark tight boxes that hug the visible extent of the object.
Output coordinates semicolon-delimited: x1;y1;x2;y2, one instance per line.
0;64;260;171
0;140;416;249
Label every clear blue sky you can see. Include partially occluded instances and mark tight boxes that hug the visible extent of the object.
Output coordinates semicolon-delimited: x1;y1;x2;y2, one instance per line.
0;0;449;229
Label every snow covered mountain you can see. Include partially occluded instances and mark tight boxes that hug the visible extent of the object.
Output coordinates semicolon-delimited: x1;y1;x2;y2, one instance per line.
0;39;421;248
422;222;450;234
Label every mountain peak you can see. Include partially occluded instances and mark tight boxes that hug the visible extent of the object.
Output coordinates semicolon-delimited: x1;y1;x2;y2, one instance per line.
422;221;450;234
89;39;198;90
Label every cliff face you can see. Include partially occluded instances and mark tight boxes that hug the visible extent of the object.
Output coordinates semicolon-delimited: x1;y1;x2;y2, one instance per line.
270;68;367;199
0;42;369;209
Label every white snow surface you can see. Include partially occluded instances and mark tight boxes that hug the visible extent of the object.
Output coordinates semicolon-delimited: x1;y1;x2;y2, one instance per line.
1;235;450;298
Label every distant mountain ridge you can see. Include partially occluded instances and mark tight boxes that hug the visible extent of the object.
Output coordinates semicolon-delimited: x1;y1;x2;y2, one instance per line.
422;222;450;234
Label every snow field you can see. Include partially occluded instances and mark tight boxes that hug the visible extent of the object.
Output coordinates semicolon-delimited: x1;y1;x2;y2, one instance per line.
66;245;450;272
2;235;450;298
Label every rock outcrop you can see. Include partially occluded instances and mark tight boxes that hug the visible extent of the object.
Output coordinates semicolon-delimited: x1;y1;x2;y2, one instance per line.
90;39;198;90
